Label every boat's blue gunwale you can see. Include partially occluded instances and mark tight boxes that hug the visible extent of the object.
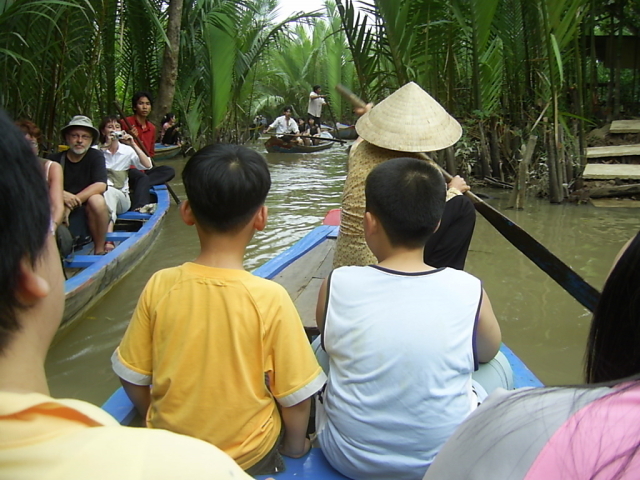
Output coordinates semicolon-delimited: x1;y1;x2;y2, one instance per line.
64;186;170;295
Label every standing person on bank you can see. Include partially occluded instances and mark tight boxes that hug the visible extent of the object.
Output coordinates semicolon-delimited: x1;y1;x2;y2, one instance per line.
121;91;175;206
333;82;476;271
0;110;252;480
49;116;110;254
307;84;327;125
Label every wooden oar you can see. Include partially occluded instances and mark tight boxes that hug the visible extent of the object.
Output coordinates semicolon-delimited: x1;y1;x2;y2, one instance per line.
114;101;181;205
335;84;601;312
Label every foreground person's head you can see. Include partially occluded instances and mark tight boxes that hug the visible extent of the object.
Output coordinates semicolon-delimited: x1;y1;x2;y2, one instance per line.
0;110;64;355
181;144;271;235
586;231;640;383
365;157;446;253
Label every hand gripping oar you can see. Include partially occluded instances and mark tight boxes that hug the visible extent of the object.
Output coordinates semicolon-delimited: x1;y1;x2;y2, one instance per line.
335;84;601;312
114;102;181;205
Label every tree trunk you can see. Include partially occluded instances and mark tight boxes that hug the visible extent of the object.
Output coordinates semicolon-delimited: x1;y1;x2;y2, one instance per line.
478;121;492;178
489;118;501;181
150;0;184;127
508;135;538;209
547;129;563;203
589;183;640;198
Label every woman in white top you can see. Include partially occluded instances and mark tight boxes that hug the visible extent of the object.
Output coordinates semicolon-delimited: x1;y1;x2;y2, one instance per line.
98;116;152;252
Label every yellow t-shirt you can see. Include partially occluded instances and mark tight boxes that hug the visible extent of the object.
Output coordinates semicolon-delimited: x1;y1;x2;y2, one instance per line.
113;262;326;469
0;391;251;480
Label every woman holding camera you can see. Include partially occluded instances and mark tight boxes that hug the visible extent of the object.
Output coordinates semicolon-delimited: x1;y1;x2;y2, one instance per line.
98;115;152;252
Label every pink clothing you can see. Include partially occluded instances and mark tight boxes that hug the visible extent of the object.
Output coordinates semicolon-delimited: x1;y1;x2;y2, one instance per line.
525;385;640;479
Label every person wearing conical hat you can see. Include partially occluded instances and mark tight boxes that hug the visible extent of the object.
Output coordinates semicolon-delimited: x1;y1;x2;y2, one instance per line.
333;82;476;270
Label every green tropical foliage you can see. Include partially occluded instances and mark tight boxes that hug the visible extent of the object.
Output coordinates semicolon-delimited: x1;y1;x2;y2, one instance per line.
1;0;639;201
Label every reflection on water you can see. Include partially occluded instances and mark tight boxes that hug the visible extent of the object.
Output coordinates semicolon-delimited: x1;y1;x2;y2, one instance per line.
46;142;639;405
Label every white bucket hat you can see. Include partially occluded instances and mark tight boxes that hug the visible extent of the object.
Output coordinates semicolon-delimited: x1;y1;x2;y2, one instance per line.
355;82;462;152
61;115;100;144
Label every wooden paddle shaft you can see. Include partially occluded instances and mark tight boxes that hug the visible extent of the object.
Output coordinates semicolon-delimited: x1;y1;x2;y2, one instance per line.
334;83;601;312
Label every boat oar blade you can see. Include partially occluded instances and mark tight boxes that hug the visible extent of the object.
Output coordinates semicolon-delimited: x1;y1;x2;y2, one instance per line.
474;200;600;312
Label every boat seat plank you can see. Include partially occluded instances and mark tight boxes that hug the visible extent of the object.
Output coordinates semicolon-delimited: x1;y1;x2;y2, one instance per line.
64;255;102;268
273;240;334;301
106;232;134;241
610;120;640;134
583;163;640;179
255;449;348;479
585;145;640;159
117;211;152;221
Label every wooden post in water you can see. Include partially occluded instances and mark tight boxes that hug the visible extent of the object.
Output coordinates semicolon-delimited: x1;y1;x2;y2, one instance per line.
508;135;538;210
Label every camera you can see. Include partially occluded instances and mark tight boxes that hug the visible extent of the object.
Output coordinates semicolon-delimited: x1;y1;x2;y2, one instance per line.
111;131;125;139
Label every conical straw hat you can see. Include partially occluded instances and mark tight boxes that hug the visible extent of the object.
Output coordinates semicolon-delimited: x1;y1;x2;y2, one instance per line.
355;82;462;152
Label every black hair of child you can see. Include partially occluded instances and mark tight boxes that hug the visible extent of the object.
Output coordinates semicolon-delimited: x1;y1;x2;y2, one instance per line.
132;91;154;111
182;144;271;232
365;157;446;249
0;109;50;351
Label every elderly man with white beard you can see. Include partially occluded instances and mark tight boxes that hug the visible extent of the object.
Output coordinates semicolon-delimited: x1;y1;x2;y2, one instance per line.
49;115;109;254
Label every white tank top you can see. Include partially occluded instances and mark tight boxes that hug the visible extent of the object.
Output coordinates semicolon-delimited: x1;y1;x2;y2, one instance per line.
318;265;482;480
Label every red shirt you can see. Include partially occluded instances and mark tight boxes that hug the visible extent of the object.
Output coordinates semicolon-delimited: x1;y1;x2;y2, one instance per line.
121;116;156;157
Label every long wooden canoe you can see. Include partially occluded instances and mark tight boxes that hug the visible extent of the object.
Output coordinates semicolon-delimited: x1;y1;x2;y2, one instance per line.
265;136;334;154
101;209;541;479
60;185;170;336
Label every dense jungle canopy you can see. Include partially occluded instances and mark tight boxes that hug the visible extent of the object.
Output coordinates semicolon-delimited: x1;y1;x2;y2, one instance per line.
2;0;640;200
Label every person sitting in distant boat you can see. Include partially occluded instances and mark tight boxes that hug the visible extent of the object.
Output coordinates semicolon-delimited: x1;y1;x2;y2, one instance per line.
307;84;327;125
98;115;153;252
333;82;476;271
303;117;320;145
160;112;181;146
111;144;325;476
263;106;302;145
15;119;64;231
16;119;73;257
121;91;175;210
314;157;504;480
48;115;110;255
0;110;252;480
424;231;640;480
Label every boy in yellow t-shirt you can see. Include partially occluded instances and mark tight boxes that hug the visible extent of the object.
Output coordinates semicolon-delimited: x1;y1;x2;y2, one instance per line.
112;144;326;475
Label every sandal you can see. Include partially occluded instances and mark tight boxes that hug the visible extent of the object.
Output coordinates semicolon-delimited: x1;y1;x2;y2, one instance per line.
104;241;115;253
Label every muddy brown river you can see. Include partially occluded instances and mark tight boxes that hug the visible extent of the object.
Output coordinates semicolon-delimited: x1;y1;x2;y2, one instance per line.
45;143;639;405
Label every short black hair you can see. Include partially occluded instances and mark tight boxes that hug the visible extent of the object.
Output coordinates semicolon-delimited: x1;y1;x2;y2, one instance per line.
98;115;120;143
0;110;50;352
132;91;154;111
182;144;271;232
283;105;293;113
313;85;322;92
365;157;446;248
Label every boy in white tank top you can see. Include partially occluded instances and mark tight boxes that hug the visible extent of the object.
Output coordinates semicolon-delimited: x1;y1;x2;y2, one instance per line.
315;158;503;480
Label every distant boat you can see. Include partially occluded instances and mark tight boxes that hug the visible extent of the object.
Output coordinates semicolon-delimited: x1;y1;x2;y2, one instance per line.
154;143;181;160
60;185;170;335
335;122;357;140
264;135;334;154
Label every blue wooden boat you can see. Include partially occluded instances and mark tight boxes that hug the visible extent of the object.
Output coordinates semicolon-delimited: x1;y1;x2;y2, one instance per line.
60;185;170;335
101;209;542;479
154;143;181;160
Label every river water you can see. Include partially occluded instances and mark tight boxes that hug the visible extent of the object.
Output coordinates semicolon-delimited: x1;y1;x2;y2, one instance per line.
45;142;639;406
